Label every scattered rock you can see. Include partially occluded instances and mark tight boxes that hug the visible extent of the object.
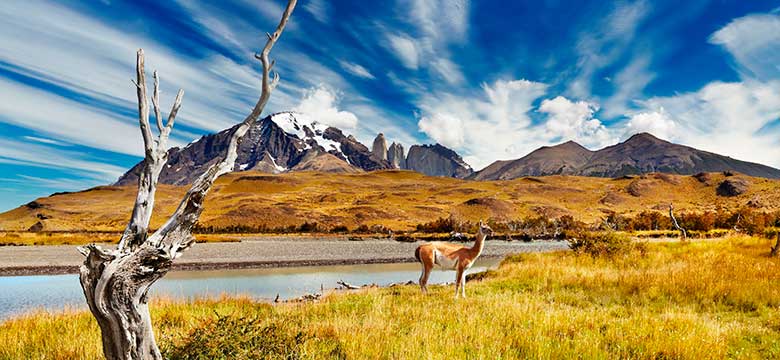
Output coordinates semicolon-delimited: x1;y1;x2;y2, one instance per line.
717;178;750;197
653;173;679;184
28;221;44;232
746;196;763;208
693;172;713;185
600;191;625;205
521;177;545;183
626;179;653;197
613;175;636;180
24;201;43;210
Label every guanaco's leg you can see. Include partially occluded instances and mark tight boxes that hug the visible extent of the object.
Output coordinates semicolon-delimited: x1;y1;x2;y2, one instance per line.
454;267;464;299
418;247;434;294
460;269;467;298
419;262;432;294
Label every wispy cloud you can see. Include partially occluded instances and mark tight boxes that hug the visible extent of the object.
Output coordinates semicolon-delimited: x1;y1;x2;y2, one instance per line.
338;61;375;80
568;1;650;99
709;13;780;80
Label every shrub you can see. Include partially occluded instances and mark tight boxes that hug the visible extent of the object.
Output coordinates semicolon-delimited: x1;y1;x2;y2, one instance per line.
568;231;645;258
330;225;349;233
163;312;345;359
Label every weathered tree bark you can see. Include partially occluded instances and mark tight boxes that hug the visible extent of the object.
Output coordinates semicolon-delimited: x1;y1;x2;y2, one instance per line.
77;2;296;359
669;203;687;241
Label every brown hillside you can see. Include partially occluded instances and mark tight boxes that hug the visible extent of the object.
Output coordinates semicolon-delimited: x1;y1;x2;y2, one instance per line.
1;170;779;232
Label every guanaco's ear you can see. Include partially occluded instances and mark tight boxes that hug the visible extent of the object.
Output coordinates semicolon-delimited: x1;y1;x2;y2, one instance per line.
479;219;483;226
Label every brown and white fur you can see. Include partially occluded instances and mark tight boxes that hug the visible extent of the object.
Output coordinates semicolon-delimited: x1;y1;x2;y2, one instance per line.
414;221;494;298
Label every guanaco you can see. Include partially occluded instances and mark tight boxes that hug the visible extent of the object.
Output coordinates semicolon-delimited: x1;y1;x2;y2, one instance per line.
414;220;493;298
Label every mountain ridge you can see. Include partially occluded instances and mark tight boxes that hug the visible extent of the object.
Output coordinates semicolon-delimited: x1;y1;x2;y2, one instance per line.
471;133;780;180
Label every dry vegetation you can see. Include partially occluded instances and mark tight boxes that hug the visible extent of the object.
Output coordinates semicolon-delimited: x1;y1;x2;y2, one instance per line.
2;171;779;239
2;236;779;359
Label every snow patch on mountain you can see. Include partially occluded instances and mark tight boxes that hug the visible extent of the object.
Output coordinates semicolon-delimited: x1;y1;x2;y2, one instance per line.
271;112;343;154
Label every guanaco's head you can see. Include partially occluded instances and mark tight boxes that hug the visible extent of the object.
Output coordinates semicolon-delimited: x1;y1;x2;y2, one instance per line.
478;220;493;237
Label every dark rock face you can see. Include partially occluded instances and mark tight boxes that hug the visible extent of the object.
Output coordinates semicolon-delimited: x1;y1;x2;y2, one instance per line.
117;115;309;185
388;142;406;169
406;144;473;178
472;133;780;180
115;112;391;186
371;133;388;161
322;128;391;171
717;178;750;197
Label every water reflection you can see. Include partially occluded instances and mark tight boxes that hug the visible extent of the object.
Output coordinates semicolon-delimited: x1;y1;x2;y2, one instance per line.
0;257;501;320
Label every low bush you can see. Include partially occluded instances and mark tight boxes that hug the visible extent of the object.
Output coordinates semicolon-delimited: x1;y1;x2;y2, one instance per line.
568;231;645;258
163;312;345;359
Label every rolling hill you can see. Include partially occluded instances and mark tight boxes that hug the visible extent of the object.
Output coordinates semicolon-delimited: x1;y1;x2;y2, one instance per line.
2;170;778;233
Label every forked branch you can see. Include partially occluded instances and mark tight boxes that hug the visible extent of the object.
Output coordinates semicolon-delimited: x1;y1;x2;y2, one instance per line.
78;2;297;358
118;50;184;252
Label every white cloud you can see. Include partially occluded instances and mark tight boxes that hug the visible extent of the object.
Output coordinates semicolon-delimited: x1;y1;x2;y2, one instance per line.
338;61;375;79
293;86;359;130
387;34;420;70
407;0;469;45
625;110;677;140
431;58;465;85
569;1;650;99
602;54;656;117
538;96;614;148
22;136;70;147
633;80;780;167
709;13;780;80
303;0;329;23
0;138;125;182
418;113;465;148
0;78;147;156
416;79;550;169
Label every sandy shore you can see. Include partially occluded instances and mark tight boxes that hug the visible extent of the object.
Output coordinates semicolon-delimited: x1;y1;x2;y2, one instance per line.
0;237;569;276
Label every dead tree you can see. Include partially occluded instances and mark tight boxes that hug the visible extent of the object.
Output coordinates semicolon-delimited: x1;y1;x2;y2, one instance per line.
770;232;780;257
669;203;687;241
76;1;297;359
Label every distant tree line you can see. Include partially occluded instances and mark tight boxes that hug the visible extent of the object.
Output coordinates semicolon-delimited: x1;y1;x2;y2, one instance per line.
193;207;780;239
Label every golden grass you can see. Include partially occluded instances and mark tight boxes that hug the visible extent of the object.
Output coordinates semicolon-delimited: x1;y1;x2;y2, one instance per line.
2;236;779;359
2;171;779;236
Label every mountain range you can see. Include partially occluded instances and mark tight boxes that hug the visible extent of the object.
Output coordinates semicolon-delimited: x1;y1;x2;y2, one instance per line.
116;112;473;185
115;112;780;185
470;133;780;180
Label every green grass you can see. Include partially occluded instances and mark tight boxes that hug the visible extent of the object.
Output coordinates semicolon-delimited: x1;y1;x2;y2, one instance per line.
2;236;779;359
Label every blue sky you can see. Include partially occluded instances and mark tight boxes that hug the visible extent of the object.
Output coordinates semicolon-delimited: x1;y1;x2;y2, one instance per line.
0;0;779;211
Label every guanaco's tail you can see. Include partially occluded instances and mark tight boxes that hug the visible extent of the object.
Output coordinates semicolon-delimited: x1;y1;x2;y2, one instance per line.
414;246;421;262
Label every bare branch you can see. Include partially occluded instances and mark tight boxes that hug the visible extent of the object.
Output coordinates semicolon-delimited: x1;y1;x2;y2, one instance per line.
135;49;154;159
165;89;184;131
148;0;297;256
152;71;163;134
669;203;687;241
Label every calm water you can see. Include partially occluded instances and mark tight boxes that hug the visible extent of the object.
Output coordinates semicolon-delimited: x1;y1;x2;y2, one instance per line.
0;258;501;320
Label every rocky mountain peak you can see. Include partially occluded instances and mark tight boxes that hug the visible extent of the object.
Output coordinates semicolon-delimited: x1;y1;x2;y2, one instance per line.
388;142;406;169
371;133;388;161
406;144;473;178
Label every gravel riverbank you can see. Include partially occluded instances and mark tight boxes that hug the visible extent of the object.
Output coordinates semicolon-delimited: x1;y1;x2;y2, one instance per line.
0;237;569;276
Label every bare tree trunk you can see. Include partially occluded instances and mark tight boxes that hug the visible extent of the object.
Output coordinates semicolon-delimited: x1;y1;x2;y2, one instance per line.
77;2;296;359
770;232;780;257
669;203;687;241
